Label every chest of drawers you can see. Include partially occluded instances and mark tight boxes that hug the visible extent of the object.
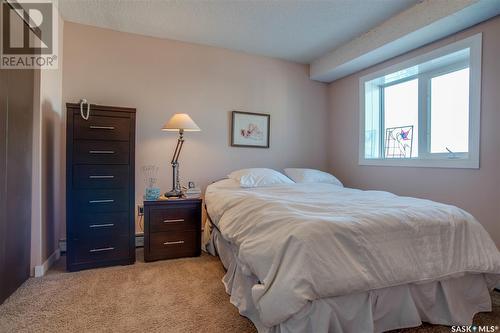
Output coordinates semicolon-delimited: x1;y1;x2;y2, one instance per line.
144;199;202;262
66;103;136;271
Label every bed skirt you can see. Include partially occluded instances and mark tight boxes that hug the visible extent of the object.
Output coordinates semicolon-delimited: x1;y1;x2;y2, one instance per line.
203;225;496;333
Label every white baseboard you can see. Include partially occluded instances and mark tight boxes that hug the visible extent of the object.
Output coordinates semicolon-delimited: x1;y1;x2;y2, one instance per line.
34;249;61;278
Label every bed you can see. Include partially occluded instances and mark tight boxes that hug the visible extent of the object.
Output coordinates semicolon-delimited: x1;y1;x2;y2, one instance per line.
203;172;500;333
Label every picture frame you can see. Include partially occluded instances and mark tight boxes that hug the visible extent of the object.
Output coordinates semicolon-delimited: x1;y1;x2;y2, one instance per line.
231;111;270;148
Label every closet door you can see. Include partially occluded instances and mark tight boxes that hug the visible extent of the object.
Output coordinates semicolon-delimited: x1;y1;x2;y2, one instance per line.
0;70;7;303
0;69;34;304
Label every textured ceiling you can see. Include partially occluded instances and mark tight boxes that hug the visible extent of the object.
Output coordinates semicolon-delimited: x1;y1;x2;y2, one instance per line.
59;0;419;64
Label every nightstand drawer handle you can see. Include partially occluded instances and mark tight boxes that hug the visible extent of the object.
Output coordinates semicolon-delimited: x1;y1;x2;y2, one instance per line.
89;199;114;204
89;150;115;154
89;125;115;130
89;175;115;179
163;240;184;245
89;223;115;228
89;247;114;253
163;218;184;223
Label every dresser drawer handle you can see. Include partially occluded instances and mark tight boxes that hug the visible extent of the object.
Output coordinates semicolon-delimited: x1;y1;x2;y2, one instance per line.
89;175;115;179
89;199;114;204
89;247;115;253
89;125;115;130
89;150;115;154
89;223;115;228
163;218;184;223
163;240;184;245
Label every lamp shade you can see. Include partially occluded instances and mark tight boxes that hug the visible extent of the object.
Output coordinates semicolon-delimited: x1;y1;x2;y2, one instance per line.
162;113;201;132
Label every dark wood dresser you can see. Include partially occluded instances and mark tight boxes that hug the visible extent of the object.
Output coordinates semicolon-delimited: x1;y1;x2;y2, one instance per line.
144;199;202;262
66;103;136;271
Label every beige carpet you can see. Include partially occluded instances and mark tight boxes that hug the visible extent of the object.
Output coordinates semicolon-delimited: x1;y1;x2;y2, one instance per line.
0;250;498;333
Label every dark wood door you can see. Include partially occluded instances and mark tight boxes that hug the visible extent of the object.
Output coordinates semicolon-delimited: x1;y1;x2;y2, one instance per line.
0;69;34;304
0;69;7;303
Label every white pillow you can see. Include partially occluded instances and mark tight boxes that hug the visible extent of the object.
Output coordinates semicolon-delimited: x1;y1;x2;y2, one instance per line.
227;168;294;188
284;168;343;187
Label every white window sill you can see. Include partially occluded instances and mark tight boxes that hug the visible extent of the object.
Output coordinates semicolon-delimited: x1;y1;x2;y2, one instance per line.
358;158;479;169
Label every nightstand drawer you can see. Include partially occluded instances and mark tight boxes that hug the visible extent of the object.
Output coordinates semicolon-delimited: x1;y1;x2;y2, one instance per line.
148;230;198;260
149;205;200;232
74;115;130;141
74;140;130;165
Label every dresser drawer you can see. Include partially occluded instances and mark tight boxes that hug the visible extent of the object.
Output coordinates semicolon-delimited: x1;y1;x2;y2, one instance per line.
73;189;129;213
73;165;129;189
148;230;198;260
74;140;130;165
73;211;130;237
149;205;200;232
74;115;130;141
72;234;131;264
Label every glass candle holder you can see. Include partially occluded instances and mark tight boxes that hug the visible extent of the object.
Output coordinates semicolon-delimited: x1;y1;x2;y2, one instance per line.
144;187;161;201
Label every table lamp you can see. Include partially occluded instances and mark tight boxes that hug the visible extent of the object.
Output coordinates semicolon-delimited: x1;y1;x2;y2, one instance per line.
162;113;201;197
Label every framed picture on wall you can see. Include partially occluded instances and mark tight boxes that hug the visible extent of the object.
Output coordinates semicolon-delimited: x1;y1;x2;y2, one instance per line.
231;111;270;148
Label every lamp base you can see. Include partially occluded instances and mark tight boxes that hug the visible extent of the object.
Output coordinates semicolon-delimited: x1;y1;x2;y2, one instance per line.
165;189;183;198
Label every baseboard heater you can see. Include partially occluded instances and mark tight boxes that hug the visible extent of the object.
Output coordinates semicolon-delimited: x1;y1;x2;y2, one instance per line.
135;234;144;247
59;239;67;253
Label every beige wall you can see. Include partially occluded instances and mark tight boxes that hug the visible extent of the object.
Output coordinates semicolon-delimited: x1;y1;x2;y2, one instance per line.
62;22;328;235
327;17;500;247
39;15;65;261
31;13;65;271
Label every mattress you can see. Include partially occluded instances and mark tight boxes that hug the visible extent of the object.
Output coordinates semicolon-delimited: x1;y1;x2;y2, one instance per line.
206;225;494;333
204;179;500;332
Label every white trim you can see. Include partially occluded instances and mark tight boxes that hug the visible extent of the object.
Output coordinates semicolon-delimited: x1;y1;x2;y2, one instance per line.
359;34;481;83
359;33;482;169
468;33;482;170
359;158;479;169
34;249;60;278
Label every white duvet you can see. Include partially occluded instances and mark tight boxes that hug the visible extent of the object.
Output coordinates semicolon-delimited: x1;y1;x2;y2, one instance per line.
205;181;500;327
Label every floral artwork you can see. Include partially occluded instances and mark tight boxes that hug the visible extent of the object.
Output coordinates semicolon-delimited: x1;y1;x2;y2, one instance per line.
240;123;264;141
231;111;270;148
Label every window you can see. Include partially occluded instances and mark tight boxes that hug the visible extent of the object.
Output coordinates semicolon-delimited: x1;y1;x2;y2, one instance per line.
383;79;419;158
359;34;481;168
430;68;469;154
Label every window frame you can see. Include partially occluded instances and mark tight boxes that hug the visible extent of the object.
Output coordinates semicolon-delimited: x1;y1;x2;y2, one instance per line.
358;33;482;169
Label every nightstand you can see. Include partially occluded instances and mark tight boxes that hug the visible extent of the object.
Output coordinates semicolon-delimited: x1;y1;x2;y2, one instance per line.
143;198;202;262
